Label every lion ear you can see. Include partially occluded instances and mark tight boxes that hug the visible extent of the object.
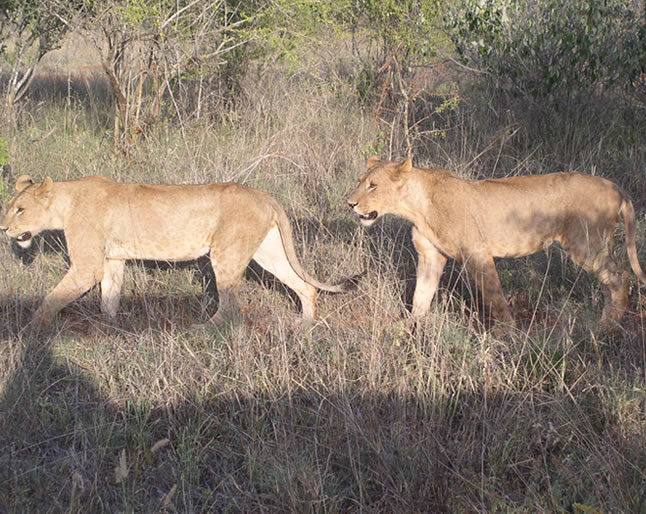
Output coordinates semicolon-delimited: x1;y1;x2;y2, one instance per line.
399;158;413;173
391;158;413;182
37;177;54;199
15;175;34;192
41;176;54;191
367;155;381;169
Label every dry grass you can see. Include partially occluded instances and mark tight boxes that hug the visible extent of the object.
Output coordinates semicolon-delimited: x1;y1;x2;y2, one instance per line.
1;56;646;513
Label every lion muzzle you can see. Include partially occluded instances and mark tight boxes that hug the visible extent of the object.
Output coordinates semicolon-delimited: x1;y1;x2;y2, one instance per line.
347;200;378;226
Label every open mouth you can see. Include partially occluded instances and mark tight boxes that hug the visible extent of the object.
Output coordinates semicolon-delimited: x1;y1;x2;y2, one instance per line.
359;211;378;222
358;211;378;226
16;231;32;242
15;231;33;248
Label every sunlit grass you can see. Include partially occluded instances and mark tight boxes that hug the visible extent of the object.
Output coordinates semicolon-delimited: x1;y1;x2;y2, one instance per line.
1;58;645;512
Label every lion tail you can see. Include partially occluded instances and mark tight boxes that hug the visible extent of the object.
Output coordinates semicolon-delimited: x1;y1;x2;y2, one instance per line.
272;200;358;294
620;198;646;285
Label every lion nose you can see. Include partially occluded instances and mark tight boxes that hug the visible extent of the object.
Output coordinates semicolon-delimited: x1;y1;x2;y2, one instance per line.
348;200;357;209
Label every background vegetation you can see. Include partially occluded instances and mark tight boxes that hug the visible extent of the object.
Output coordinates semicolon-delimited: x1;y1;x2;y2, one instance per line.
1;0;645;511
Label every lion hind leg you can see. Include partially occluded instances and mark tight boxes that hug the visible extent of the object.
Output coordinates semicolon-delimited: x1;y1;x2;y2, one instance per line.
208;252;249;325
100;259;125;319
208;226;271;325
564;237;629;323
211;286;242;325
252;225;317;320
465;255;515;326
600;270;630;324
595;261;630;324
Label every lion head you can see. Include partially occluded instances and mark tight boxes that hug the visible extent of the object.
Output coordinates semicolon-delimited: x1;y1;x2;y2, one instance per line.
347;156;413;227
1;175;55;248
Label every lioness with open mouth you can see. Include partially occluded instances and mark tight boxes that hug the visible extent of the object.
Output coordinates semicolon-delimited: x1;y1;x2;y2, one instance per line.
348;156;646;327
1;175;354;326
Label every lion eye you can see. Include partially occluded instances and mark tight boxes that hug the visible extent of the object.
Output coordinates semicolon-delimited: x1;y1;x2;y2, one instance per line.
16;207;24;216
367;182;377;192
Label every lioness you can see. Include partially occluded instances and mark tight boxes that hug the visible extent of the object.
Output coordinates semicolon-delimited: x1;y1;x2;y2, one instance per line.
348;157;646;326
1;175;354;326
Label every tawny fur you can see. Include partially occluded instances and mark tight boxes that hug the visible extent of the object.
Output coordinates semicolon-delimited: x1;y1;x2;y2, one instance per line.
1;175;352;325
348;157;646;326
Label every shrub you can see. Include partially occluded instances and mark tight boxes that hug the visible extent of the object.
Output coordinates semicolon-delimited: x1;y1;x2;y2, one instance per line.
447;0;646;103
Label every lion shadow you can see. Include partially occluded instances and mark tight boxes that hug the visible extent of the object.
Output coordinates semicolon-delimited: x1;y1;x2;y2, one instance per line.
8;230;318;325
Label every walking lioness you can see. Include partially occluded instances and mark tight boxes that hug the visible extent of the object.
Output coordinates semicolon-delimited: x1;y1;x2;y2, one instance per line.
348;157;646;326
1;175;354;326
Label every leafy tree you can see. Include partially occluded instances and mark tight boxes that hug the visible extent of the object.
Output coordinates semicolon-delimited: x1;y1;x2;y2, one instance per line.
347;1;448;156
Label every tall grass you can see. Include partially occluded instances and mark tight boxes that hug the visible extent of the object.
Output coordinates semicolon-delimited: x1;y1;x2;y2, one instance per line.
1;54;645;512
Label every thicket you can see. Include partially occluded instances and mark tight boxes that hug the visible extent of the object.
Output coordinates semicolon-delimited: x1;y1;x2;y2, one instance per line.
441;0;646;190
447;0;646;102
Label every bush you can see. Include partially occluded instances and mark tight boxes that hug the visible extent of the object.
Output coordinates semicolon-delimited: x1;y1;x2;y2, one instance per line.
447;0;646;103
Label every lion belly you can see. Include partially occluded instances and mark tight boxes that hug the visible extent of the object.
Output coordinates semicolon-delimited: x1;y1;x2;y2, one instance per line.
488;239;552;259
101;191;221;261
105;239;211;261
105;222;213;261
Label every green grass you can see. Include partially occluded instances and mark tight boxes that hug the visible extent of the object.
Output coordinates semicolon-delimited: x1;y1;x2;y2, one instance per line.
1;47;646;512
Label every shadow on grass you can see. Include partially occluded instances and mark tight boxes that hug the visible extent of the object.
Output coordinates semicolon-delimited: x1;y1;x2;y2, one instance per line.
2;218;644;511
9;230;315;324
0;294;645;512
0;303;452;511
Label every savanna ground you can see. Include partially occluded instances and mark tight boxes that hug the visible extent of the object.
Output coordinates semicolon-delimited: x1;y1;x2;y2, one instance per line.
1;30;646;513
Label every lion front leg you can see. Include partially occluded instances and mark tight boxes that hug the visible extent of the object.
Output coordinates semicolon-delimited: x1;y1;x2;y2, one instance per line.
33;265;102;325
411;227;447;319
